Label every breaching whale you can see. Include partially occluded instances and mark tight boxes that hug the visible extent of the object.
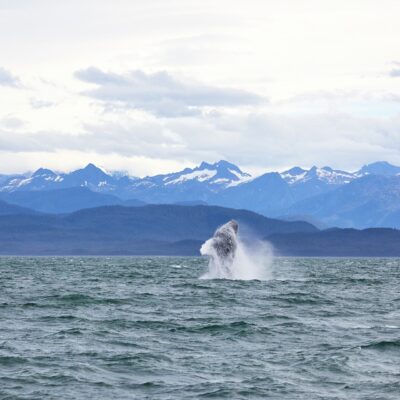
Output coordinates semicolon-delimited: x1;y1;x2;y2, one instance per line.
200;219;272;280
200;220;239;274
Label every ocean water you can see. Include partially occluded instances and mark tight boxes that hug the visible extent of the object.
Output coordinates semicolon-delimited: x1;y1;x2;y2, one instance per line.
1;257;400;399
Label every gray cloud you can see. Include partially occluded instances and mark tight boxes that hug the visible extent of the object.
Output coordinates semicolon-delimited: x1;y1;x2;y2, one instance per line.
390;69;400;77
74;67;265;117
0;67;20;87
389;62;400;78
29;98;56;109
0;116;25;129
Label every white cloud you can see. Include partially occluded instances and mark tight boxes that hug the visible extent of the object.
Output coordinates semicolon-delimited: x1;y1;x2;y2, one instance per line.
75;67;264;117
29;98;56;109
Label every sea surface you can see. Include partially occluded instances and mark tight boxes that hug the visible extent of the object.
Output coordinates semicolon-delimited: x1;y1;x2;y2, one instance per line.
1;257;400;399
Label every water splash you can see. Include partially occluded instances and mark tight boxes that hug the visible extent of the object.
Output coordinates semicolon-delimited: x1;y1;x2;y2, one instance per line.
200;221;273;280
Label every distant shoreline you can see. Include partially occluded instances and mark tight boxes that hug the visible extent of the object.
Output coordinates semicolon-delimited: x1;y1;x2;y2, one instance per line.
1;204;400;257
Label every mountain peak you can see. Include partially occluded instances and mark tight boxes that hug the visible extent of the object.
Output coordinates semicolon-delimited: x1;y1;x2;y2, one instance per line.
197;160;249;178
72;163;109;176
198;160;240;171
83;163;101;171
303;166;319;179
358;161;400;176
284;166;306;175
32;168;56;177
198;161;213;170
280;167;307;184
215;160;240;169
366;161;392;167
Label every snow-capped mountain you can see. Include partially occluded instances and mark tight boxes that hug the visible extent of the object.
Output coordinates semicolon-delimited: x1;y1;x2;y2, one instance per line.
268;161;400;187
280;166;356;185
2;160;400;228
137;160;250;188
119;160;251;202
356;161;400;177
0;163;121;193
279;167;307;184
1;168;60;192
0;160;251;204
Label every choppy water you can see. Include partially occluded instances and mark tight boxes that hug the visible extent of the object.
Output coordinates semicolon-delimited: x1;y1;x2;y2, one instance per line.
1;257;400;399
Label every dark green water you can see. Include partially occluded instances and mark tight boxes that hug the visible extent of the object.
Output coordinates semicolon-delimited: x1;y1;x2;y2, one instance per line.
1;257;400;399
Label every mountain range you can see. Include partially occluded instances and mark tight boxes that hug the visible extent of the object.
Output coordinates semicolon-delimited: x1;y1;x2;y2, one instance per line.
1;160;400;229
0;205;316;255
0;203;399;256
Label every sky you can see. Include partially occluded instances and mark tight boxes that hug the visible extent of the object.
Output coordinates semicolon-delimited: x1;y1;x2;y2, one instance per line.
0;0;399;176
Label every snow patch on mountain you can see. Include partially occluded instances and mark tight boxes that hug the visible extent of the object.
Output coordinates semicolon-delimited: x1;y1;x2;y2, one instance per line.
280;166;356;185
150;160;252;189
226;174;253;187
165;169;217;185
280;171;307;184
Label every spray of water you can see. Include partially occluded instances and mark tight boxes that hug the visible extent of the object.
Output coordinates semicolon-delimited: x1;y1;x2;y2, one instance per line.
200;221;273;280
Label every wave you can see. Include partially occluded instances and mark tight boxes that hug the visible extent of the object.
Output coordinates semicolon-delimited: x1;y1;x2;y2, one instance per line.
361;339;400;350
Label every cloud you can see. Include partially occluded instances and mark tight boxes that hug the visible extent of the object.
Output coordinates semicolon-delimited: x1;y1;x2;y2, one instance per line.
390;69;400;77
1;108;400;175
0;67;20;87
74;67;265;117
29;98;56;109
389;61;400;77
0;116;25;129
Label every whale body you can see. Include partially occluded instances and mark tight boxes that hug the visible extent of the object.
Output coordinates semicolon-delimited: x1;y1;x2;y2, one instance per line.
200;220;239;273
210;220;238;261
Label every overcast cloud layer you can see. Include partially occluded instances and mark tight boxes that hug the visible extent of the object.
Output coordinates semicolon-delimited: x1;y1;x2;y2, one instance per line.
0;0;399;176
